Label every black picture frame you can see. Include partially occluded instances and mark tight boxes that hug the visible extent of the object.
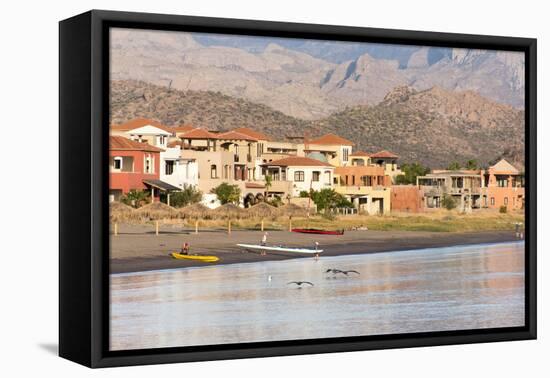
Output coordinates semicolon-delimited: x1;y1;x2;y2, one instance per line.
59;9;537;368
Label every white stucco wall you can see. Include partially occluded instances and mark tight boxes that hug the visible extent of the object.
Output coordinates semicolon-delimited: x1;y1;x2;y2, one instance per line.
160;148;199;189
287;166;333;197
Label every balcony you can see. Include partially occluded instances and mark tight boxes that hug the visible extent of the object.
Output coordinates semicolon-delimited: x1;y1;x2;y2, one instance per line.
449;187;481;195
335;185;388;196
268;180;292;194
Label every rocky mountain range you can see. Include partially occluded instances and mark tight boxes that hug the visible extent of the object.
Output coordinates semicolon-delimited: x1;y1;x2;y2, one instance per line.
111;80;524;169
111;28;525;119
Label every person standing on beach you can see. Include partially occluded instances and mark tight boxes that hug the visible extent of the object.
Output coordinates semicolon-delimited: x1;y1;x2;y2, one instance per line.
181;242;190;255
260;232;268;256
314;241;320;261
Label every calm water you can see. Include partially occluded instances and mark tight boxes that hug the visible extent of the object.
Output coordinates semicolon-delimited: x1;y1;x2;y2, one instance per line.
110;242;525;350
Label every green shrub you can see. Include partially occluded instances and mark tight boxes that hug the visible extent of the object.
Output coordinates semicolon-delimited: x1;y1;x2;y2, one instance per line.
499;205;508;214
120;189;150;208
268;195;283;207
441;195;457;211
211;182;241;205
165;186;202;208
310;188;353;212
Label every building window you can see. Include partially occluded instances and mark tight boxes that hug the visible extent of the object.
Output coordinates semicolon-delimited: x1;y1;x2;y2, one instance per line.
504;197;508;205
260;143;265;157
497;176;508;187
312;171;320;182
211;164;217;179
165;160;175;175
294;171;305;182
491;197;495;206
158;135;166;145
144;156;152;173
342;148;349;162
113;157;122;170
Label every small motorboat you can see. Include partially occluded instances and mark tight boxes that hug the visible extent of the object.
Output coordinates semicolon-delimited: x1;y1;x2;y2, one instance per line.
170;252;219;262
291;228;344;235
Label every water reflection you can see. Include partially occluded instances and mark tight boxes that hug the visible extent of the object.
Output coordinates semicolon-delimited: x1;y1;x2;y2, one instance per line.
110;242;525;350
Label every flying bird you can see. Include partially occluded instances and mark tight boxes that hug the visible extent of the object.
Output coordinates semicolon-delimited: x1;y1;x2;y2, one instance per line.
340;270;360;276
325;269;360;276
287;281;314;288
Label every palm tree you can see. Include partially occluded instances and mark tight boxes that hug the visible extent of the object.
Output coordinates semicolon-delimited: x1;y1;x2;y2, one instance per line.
264;175;272;202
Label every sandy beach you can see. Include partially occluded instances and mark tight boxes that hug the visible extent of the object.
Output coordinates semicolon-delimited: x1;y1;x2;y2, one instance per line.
110;224;521;273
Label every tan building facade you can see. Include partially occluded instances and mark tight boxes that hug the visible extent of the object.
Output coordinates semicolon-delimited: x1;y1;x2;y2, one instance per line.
484;159;525;210
334;164;391;215
417;159;524;212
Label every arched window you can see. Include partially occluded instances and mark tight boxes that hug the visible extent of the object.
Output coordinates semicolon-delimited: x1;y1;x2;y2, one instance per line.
144;156;152;173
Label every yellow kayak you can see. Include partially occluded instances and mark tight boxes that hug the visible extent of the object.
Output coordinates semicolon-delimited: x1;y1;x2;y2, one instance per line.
171;252;219;262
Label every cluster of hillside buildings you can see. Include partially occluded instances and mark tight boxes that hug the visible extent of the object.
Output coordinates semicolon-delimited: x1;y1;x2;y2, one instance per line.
110;118;525;214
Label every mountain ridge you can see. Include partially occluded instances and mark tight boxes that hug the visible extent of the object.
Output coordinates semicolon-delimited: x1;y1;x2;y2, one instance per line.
110;29;525;120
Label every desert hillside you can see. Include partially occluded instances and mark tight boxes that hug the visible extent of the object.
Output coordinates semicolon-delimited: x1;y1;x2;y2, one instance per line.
110;80;524;169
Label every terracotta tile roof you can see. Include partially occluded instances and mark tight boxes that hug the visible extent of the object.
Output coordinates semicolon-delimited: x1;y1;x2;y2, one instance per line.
232;127;271;141
371;150;399;159
111;118;174;134
167;140;191;149
350;151;371;157
178;128;219;139
265;156;334;167
172;124;195;133
216;130;258;141
110;136;164;152
308;133;354;146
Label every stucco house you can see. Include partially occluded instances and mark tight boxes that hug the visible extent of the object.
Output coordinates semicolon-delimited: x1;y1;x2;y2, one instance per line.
109;136;165;202
261;156;334;198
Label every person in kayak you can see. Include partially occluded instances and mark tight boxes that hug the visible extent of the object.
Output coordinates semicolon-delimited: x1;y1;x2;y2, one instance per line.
181;242;190;255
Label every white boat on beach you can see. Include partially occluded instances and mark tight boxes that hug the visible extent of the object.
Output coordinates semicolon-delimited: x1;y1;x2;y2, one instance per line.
236;244;323;254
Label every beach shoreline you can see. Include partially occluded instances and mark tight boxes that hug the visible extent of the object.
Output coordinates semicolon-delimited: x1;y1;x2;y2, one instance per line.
110;226;522;274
